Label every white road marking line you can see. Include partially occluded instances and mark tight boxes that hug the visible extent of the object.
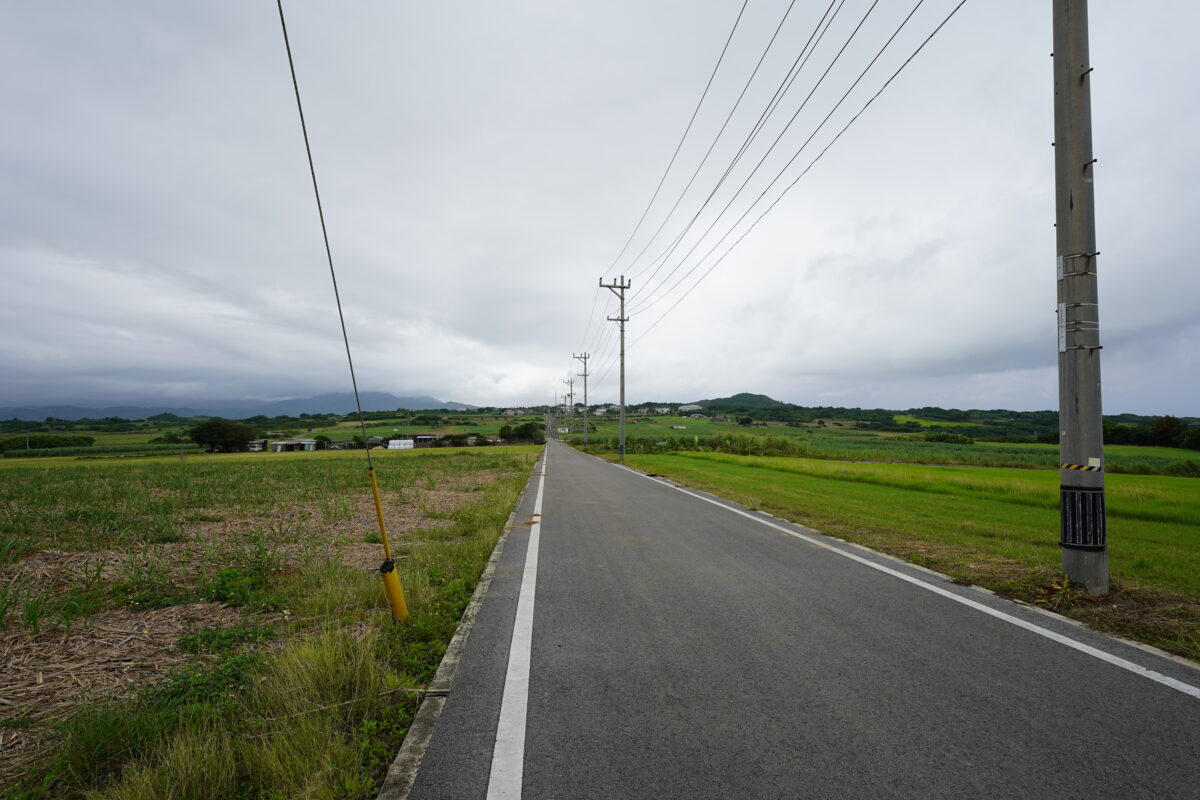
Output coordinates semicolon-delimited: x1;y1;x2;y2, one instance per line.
616;464;1200;701
486;451;547;799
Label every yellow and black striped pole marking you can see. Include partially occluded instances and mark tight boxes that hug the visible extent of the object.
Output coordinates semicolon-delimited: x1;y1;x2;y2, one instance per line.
369;467;409;623
1060;463;1102;472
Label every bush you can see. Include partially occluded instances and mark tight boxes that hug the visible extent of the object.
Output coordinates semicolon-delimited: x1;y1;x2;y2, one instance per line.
0;435;94;452
1164;459;1200;478
188;419;257;453
923;432;974;445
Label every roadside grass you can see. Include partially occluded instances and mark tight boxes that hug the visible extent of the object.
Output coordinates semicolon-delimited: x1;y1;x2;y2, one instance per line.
615;452;1200;662
1;446;538;798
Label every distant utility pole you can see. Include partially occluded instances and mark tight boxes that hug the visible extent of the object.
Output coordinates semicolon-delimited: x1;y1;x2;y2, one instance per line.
549;391;557;441
1053;0;1107;595
600;275;631;461
562;378;575;440
573;352;590;447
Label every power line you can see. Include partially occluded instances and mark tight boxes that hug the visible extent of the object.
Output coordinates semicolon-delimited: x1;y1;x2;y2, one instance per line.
623;0;804;280
630;0;925;317
604;0;750;273
627;0;883;312
624;0;843;283
627;0;971;350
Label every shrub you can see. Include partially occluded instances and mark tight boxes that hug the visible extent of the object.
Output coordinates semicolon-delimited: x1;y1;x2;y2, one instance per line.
923;431;975;445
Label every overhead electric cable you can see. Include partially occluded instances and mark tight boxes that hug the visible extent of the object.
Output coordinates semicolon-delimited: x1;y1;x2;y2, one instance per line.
714;0;847;203
625;0;842;281
627;0;971;350
619;0;843;296
275;0;408;622
624;0;802;280
628;0;881;310
631;0;919;315
604;0;750;273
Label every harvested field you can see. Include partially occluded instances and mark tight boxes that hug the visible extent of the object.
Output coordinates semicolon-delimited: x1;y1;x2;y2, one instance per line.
0;446;539;798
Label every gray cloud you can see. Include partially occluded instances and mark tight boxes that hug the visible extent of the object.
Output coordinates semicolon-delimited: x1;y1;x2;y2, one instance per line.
2;1;1196;415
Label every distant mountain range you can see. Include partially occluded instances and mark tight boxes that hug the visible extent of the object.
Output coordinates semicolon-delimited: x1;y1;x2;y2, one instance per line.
0;392;475;421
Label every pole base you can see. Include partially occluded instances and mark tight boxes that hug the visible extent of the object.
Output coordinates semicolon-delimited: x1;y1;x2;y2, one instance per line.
1061;546;1109;596
379;560;410;623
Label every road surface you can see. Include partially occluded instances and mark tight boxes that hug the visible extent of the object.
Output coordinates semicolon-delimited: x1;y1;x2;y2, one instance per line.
403;441;1200;799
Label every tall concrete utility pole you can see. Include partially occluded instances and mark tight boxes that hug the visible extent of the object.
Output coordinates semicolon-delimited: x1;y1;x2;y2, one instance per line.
600;276;631;461
562;378;575;441
1053;0;1107;595
573;352;590;447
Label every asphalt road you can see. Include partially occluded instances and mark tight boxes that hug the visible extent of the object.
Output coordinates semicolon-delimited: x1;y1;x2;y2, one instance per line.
407;441;1200;799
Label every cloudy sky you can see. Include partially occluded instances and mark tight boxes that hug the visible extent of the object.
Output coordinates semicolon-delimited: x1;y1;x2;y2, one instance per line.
2;1;1196;415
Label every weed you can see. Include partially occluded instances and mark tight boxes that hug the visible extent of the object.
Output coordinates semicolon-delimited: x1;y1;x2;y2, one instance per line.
1034;576;1080;611
316;495;355;525
0;576;24;629
111;553;195;609
0;713;35;729
53;589;104;634
23;651;260;794
20;584;49;635
176;622;276;655
0;534;26;567
204;567;288;611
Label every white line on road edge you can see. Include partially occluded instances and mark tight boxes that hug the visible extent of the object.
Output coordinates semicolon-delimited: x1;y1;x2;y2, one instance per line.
617;465;1200;701
486;451;547;799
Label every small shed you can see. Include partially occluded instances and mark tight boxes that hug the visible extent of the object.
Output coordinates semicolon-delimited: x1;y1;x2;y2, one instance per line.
272;438;318;452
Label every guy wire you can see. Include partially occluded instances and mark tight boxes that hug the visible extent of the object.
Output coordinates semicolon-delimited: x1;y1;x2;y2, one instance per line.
275;0;375;472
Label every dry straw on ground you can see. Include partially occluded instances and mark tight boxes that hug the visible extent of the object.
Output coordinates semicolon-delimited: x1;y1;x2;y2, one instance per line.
0;472;504;786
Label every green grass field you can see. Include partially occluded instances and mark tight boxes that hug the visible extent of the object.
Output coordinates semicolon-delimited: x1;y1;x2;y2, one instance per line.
580;422;1199;476
0;446;539;798
893;415;977;427
614;451;1200;662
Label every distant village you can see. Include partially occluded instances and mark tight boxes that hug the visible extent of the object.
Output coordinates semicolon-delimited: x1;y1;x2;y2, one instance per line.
246;404;716;453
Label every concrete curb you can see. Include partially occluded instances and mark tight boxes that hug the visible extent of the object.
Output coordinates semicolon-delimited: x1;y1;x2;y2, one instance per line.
376;450;542;800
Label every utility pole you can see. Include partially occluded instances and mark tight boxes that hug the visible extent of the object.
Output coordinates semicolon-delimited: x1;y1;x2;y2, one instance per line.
600;276;631;461
549;391;557;441
562;378;575;442
573;352;590;447
1053;0;1107;595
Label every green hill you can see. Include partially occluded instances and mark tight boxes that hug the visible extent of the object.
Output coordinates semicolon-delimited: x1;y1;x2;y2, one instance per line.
695;393;786;410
